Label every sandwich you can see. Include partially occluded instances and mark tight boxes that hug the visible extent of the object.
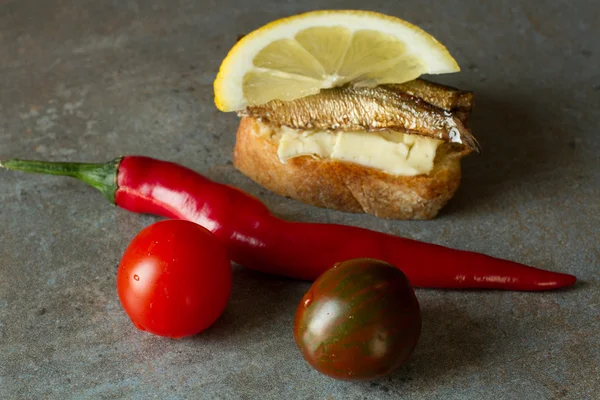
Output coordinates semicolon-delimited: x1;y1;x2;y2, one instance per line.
213;10;478;219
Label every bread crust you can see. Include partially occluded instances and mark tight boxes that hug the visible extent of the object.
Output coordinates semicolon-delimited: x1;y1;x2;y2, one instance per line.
233;117;469;219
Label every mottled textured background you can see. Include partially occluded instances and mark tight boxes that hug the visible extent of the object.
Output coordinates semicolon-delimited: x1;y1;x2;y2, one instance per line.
0;0;598;399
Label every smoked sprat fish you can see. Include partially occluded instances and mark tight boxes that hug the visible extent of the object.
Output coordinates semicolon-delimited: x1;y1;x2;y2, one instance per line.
389;79;474;123
241;79;479;151
390;79;473;113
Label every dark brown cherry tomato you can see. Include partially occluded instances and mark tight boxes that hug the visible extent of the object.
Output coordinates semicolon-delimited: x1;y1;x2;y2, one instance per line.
294;258;421;380
117;220;232;338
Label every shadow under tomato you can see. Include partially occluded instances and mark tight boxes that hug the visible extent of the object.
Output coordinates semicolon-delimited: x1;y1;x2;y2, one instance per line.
351;295;516;392
190;264;308;344
408;300;501;375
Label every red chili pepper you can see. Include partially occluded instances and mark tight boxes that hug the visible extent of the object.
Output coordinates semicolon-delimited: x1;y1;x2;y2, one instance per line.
0;156;576;291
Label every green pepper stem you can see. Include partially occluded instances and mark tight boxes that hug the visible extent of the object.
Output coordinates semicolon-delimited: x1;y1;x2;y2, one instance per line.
0;158;121;203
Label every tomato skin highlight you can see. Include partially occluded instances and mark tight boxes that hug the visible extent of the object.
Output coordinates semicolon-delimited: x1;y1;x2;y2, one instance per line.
294;258;421;381
117;220;232;338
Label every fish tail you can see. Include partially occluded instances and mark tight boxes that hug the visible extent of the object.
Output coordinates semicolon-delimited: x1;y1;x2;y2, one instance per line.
452;117;481;153
461;127;481;153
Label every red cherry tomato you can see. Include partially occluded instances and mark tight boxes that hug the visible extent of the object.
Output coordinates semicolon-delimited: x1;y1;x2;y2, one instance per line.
117;220;232;338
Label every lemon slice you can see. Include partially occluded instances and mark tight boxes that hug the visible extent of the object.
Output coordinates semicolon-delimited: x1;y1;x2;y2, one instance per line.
214;10;460;112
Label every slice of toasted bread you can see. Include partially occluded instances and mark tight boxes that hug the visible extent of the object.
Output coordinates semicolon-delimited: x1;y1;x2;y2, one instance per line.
233;117;470;219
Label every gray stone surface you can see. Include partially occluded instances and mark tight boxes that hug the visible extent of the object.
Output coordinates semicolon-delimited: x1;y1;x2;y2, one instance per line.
0;0;598;398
